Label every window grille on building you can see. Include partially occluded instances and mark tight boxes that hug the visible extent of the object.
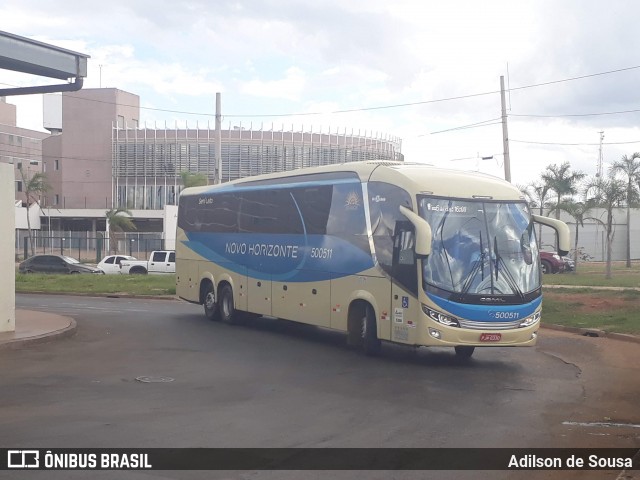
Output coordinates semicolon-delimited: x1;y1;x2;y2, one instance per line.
112;124;402;210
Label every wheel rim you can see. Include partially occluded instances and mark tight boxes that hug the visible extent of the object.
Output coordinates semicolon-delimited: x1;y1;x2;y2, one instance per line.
205;291;215;310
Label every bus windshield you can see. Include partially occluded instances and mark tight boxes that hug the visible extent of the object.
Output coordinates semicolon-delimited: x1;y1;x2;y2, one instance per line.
418;197;540;298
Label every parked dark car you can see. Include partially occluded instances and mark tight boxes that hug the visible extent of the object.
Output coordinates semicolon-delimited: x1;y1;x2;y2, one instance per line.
539;251;565;274
18;255;104;274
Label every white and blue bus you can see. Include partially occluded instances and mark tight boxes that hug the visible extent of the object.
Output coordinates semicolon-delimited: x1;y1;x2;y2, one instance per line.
176;161;569;357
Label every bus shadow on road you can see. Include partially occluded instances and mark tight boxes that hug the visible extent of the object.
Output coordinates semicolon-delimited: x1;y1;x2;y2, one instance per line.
223;315;524;372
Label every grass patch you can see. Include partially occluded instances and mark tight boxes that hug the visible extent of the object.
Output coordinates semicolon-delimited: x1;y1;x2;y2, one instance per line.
543;261;640;288
15;273;176;296
542;290;640;335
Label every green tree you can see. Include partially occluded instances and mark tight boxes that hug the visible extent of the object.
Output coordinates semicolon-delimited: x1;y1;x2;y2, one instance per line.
19;167;51;257
541;162;586;220
180;171;209;188
106;208;136;255
548;198;596;274
609;152;640;268
584;176;627;279
521;181;553;243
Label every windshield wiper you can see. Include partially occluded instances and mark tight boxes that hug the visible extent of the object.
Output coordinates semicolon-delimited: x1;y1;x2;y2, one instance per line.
460;231;486;296
493;236;524;299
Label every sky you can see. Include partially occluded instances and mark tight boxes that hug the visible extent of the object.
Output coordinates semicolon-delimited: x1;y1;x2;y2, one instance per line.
3;0;640;187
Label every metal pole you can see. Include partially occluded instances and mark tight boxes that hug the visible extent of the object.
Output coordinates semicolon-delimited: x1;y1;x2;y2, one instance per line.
500;75;511;182
215;92;222;184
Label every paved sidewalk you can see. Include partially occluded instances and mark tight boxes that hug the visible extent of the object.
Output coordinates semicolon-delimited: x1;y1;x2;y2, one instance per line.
0;309;76;349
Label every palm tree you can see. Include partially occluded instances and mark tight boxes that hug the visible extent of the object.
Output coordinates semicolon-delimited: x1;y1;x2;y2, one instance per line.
19;167;51;257
180;171;209;188
541;162;586;220
584;176;627;279
548;198;596;274
609;152;640;268
521;181;553;243
105;208;136;255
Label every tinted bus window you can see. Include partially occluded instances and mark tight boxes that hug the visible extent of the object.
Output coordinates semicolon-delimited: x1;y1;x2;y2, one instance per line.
290;186;332;235
177;192;239;233
239;189;303;234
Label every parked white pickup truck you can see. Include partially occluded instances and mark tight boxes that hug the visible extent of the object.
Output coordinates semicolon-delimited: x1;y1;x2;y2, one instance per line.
120;250;176;274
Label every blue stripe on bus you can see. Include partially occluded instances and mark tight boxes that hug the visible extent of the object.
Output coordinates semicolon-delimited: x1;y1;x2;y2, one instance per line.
183;232;375;281
427;293;542;322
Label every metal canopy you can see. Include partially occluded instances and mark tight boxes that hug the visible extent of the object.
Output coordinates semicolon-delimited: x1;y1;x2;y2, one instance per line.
0;30;89;96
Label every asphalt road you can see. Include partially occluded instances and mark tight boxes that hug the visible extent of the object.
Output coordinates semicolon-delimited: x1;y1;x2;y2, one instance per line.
1;294;638;480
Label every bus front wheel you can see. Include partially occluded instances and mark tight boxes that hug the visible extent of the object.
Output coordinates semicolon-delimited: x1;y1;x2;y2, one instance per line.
203;283;219;321
361;304;381;356
454;346;475;358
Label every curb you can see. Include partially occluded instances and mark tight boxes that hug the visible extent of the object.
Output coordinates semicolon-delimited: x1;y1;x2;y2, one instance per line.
16;291;179;301
543;285;640;292
0;318;77;350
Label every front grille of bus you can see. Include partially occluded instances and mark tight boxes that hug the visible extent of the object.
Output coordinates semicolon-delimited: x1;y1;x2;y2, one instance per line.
457;318;523;330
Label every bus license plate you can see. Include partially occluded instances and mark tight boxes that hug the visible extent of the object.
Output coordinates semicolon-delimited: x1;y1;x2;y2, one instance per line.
480;333;501;342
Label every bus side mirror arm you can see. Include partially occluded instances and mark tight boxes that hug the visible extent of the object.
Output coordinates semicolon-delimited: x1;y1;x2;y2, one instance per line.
399;205;432;257
532;214;571;256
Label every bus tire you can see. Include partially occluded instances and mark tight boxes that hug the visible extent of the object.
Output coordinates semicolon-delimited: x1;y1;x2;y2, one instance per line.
454;346;475;358
361;304;381;356
202;282;219;321
219;284;240;324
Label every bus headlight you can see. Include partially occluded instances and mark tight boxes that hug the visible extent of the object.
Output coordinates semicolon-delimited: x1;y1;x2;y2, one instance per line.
422;305;460;328
520;311;541;328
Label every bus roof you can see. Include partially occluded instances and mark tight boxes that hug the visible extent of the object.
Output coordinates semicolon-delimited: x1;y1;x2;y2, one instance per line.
181;161;525;202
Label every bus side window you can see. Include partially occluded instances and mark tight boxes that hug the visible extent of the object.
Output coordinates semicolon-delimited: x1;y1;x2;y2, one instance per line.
392;221;418;295
368;181;412;274
396;229;415;265
326;183;369;254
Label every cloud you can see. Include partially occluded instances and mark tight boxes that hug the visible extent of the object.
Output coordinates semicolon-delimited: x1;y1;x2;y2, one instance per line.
239;67;306;101
4;0;640;189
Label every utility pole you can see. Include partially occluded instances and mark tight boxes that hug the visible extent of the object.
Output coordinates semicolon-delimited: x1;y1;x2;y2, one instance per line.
596;131;604;177
215;92;222;184
500;76;511;182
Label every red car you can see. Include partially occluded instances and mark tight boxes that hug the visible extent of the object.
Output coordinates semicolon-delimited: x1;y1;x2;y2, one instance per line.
540;251;565;274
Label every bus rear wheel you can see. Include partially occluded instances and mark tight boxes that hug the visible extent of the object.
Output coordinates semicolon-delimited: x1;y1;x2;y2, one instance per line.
454;346;475;358
219;284;239;324
361;304;381;356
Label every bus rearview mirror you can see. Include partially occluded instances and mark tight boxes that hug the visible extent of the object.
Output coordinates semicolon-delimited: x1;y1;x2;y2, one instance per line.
532;214;571;256
399;205;432;257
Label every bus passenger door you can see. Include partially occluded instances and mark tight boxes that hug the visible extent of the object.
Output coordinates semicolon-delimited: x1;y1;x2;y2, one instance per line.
390;222;420;345
247;276;272;317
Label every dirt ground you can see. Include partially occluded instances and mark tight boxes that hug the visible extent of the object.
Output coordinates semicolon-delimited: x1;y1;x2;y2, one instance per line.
539;328;640;447
519;328;640;480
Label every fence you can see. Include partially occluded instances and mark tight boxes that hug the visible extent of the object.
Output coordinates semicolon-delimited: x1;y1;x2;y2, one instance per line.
15;230;166;263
